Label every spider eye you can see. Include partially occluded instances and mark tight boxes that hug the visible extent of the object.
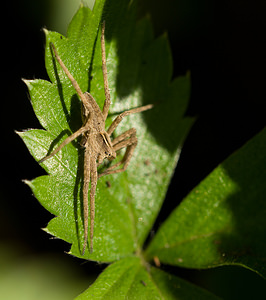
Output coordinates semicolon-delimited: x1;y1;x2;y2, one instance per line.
105;151;112;157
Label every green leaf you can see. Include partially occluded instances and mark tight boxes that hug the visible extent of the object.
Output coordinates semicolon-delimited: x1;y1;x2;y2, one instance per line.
75;257;219;299
145;129;266;278
19;0;192;262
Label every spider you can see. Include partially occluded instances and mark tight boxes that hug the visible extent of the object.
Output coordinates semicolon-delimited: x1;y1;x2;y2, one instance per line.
39;22;153;254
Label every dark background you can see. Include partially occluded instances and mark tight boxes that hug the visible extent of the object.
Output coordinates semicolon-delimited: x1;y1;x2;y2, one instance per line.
1;0;265;298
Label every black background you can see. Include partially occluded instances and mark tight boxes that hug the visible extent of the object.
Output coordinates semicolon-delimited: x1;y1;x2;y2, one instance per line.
1;0;265;298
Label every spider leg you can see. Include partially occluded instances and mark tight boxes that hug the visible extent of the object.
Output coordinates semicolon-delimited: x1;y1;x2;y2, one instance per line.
107;104;153;135
89;154;97;254
82;145;98;255
98;128;137;178
101;21;111;121
39;125;89;163
111;128;136;147
51;43;94;114
82;146;90;255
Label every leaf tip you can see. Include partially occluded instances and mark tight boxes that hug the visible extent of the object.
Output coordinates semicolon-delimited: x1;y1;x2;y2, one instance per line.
15;129;32;138
42;227;55;237
21;78;29;85
143;12;152;22
22;179;34;188
15;130;23;137
66;249;72;256
22;79;34;90
42;27;49;36
162;31;168;39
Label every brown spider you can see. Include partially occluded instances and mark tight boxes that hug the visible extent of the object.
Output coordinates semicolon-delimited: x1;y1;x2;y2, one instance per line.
39;22;153;254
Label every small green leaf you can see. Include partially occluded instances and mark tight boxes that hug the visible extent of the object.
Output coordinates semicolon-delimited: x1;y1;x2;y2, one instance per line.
19;0;192;261
75;257;219;299
145;129;266;278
